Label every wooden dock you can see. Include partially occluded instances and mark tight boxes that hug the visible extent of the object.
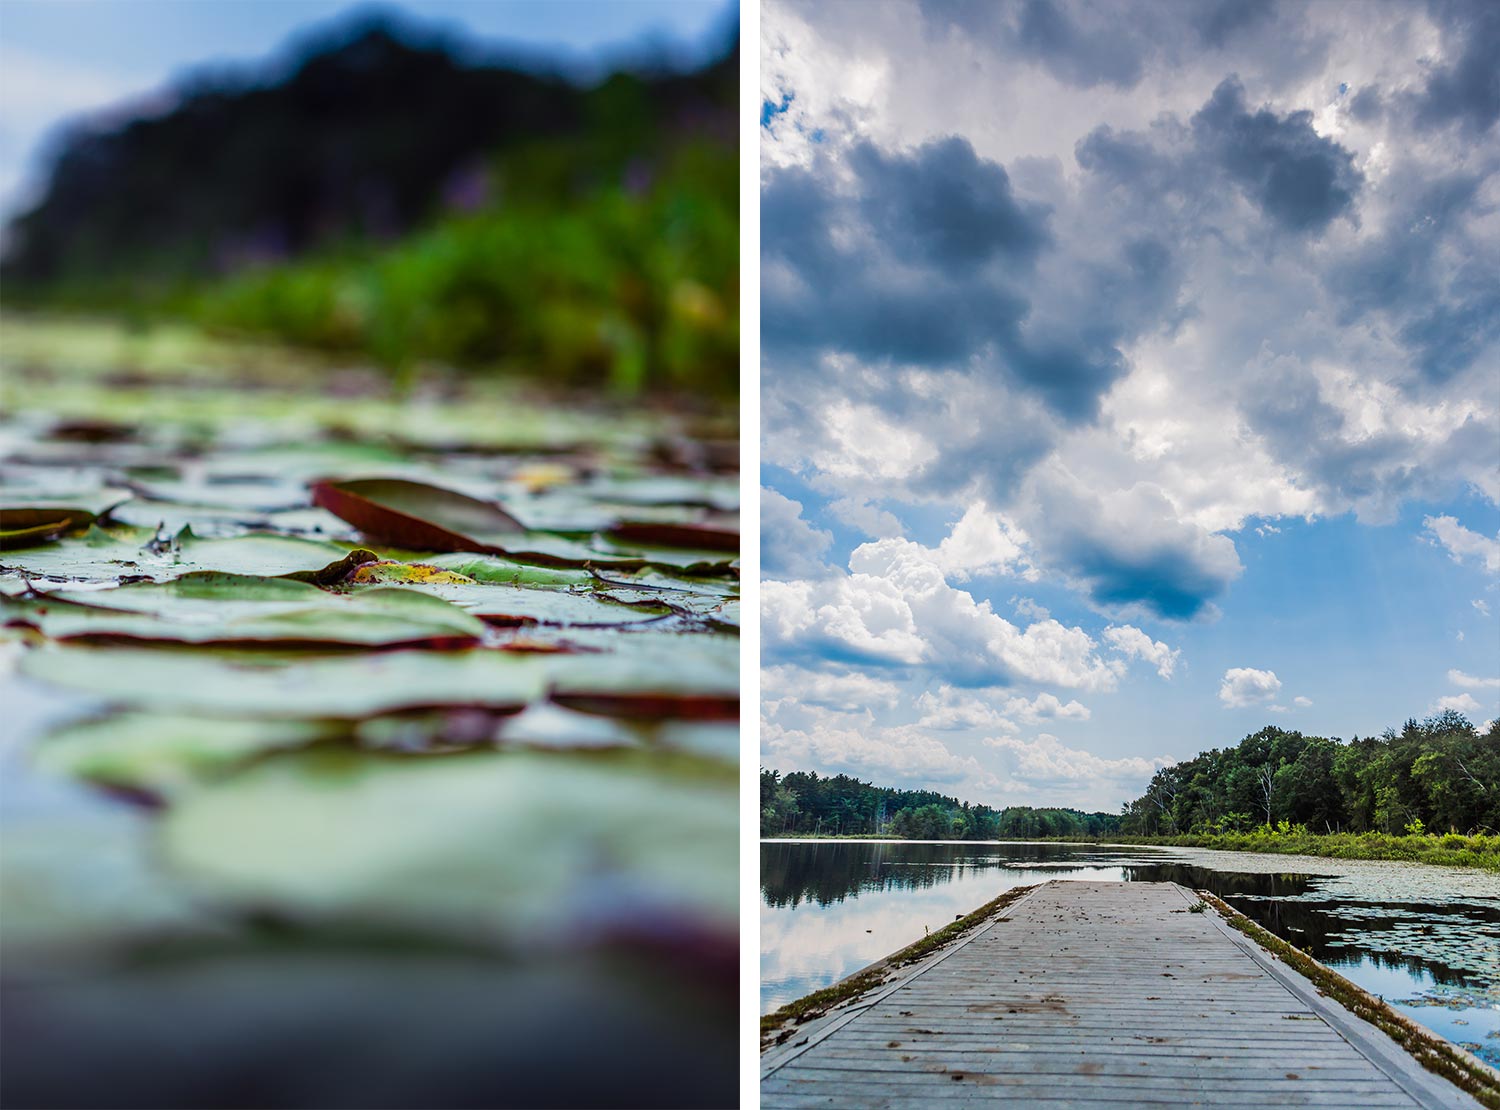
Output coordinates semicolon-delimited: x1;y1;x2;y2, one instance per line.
762;881;1481;1108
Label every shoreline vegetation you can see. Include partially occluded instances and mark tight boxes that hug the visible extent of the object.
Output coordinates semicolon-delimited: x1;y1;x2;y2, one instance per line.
1;18;737;397
762;710;1499;871
759;829;1500;871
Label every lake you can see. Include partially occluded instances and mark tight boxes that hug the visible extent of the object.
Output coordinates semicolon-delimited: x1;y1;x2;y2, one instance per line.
760;839;1500;1065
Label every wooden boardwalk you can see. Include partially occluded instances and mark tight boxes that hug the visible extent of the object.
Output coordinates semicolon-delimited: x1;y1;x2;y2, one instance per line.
762;881;1481;1108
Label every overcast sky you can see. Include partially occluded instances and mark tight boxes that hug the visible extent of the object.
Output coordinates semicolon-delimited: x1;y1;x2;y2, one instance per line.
760;0;1500;811
0;0;736;221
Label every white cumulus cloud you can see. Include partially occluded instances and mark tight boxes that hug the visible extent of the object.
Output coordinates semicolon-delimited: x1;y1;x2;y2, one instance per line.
1424;516;1500;573
1219;667;1283;708
1448;669;1500;690
1432;692;1482;715
1102;624;1181;678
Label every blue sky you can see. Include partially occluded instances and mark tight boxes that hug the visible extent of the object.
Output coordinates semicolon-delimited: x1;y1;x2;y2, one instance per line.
760;0;1500;811
0;0;736;219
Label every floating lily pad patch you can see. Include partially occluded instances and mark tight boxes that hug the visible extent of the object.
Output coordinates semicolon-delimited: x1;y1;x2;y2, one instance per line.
0;316;739;1080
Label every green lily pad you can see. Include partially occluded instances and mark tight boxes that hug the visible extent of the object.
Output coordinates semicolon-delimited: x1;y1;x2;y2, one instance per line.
19;644;548;717
3;574;485;648
0;525;350;586
34;713;341;797
160;748;738;939
345;579;676;628
0;484;134;549
2;316;739;1026
425;553;597;588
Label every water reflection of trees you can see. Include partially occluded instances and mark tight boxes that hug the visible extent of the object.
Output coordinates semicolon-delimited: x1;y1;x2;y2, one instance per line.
759;841;1089;909
1125;863;1491;988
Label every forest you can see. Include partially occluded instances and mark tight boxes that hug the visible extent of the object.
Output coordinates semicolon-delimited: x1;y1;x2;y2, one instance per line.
759;769;1122;839
763;710;1499;843
1120;711;1498;836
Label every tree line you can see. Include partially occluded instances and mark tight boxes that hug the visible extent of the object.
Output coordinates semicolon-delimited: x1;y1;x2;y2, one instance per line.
763;710;1498;842
1121;711;1498;837
759;769;1121;840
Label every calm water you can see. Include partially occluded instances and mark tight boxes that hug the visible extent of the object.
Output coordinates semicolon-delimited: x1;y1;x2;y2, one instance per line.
760;839;1500;1065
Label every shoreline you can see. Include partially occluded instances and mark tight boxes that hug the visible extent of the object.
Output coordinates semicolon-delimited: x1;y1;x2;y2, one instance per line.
760;831;1500;872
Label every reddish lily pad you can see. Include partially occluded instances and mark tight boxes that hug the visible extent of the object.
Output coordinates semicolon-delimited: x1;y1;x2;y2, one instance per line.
1;508;99;550
549;692;740;721
607;522;739;553
311;478;524;552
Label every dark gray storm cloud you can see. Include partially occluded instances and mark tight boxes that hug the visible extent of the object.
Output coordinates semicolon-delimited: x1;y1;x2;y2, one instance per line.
1190;0;1277;49
1076;78;1364;237
1330;170;1499;385
1192;77;1362;232
848;138;1047;268
1413;0;1500;134
1014;0;1147;89
762;136;1178;422
917;0;1280;90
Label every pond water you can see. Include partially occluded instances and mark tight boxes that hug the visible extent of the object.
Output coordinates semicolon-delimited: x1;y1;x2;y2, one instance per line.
760;839;1500;1065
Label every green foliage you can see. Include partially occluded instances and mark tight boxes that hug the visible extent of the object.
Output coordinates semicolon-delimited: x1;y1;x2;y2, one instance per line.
3;21;738;396
1109;829;1499;871
758;768;1121;840
185;141;736;393
1122;714;1499;840
763;709;1498;871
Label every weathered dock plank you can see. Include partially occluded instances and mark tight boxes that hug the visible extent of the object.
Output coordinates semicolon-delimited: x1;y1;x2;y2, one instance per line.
762;881;1481;1108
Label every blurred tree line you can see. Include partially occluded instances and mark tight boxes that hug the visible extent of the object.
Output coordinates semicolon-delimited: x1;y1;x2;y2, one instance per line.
759;769;1121;840
1;14;737;394
1121;712;1499;836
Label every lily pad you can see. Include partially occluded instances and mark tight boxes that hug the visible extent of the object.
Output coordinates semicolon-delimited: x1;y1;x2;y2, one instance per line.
0;525;351;586
34;713;340;797
160;748;738;940
19;644;548;717
311;477;524;551
345;578;677;628
0;508;97;550
346;560;476;585
607;521;739;553
1;483;136;549
1;315;739;1080
3;575;485;648
425;553;597;588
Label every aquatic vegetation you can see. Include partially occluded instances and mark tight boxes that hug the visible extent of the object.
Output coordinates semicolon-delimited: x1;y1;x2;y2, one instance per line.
0;316;739;1104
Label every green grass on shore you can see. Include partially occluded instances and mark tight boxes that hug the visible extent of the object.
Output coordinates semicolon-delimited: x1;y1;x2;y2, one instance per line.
761;830;1500;871
1108;830;1498;871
